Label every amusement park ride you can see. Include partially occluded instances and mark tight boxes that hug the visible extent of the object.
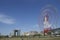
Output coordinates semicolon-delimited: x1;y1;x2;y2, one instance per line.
40;5;57;36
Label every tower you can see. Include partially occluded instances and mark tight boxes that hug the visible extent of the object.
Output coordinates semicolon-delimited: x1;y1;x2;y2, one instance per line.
44;13;51;36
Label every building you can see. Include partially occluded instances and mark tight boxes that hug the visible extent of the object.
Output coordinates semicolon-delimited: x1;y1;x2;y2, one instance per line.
23;31;38;36
51;28;60;36
9;29;21;37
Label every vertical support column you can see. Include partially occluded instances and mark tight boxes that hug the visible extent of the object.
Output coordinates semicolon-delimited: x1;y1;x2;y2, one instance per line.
14;30;16;36
17;30;20;36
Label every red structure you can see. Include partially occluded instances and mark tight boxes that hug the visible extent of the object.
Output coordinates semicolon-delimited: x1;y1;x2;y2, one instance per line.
44;13;51;35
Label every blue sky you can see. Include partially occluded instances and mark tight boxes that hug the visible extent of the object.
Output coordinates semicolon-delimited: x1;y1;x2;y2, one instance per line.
0;0;60;35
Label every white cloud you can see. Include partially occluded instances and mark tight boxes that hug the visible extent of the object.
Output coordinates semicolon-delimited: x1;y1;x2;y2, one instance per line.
0;14;15;24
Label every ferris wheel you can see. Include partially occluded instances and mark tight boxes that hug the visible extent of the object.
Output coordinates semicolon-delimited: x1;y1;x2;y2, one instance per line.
38;5;58;35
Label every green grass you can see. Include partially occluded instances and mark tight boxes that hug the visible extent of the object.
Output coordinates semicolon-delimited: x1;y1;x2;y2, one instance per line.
0;37;60;40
